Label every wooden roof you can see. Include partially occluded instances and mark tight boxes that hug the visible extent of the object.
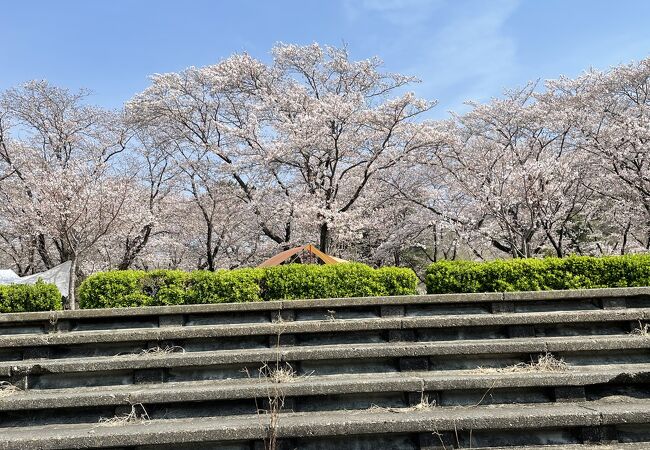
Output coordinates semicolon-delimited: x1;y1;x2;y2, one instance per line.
257;244;347;267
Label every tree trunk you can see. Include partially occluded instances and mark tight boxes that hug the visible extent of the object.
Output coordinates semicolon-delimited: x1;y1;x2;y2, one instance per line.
432;223;439;262
545;228;563;258
36;234;55;269
117;224;153;270
319;222;330;255
66;257;77;310
205;223;215;271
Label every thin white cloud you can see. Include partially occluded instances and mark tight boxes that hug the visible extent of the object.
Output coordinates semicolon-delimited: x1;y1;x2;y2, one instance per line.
343;0;445;26
342;0;521;117
423;0;520;110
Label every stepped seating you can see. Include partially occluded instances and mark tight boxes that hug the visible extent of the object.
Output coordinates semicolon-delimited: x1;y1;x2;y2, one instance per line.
0;287;649;449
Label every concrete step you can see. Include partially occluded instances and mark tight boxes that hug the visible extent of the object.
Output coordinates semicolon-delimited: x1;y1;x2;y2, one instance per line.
0;398;649;449
1;287;647;337
1;288;650;448
488;444;650;449
0;309;647;362
2;336;649;390
1;365;649;427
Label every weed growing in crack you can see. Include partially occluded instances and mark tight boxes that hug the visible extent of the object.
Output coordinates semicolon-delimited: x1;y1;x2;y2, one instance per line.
261;361;299;384
477;352;568;373
522;352;568;372
98;403;150;426
248;327;310;450
48;312;58;327
116;345;185;358
365;403;401;413
412;393;437;411
431;423;474;449
631;321;650;337
363;389;436;414
0;381;21;397
138;345;185;356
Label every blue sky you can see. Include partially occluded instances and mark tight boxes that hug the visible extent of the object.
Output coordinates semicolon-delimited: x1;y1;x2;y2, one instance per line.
3;0;650;118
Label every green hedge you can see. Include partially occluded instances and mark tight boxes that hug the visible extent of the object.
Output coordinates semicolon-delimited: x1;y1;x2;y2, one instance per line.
262;264;415;300
79;263;417;309
0;281;63;313
78;269;265;309
425;254;650;294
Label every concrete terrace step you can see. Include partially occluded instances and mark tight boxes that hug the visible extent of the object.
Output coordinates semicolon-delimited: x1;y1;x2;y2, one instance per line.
0;365;649;428
1;287;648;336
488;444;650;449
0;308;648;361
2;288;650;448
1;399;650;449
2;336;650;390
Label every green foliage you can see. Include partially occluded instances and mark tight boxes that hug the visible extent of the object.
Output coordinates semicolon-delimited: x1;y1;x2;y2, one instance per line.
258;263;417;300
374;266;419;296
78;263;417;308
79;269;193;309
0;280;62;313
141;270;190;306
264;263;382;300
186;269;264;304
78;270;149;309
425;254;650;294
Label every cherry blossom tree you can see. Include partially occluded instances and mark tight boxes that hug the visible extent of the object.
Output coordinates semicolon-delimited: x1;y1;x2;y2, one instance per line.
1;47;649;308
128;43;438;255
0;82;143;308
126;55;296;254
260;44;438;254
426;85;598;258
539;59;650;252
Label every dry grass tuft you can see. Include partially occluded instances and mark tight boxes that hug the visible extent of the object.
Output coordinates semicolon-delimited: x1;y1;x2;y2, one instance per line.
0;381;21;397
528;352;569;371
138;345;185;356
478;352;568;374
265;364;297;383
365;392;436;414
258;362;313;384
98;403;150;426
250;361;303;450
411;393;437;411
117;345;185;358
631;321;650;337
248;329;312;450
365;403;399;413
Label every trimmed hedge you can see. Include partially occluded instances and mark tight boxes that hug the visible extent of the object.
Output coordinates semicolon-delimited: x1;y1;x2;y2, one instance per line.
185;269;264;304
262;264;410;300
78;263;417;309
375;267;422;296
78;269;265;309
426;254;650;294
0;281;63;313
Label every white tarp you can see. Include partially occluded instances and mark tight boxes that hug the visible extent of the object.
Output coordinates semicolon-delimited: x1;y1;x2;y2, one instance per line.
0;261;71;297
0;269;20;283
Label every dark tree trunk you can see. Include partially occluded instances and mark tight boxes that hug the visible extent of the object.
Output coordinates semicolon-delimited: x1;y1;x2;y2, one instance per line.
319;222;329;255
66;256;77;310
36;234;55;269
117;224;153;270
205;223;215;271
